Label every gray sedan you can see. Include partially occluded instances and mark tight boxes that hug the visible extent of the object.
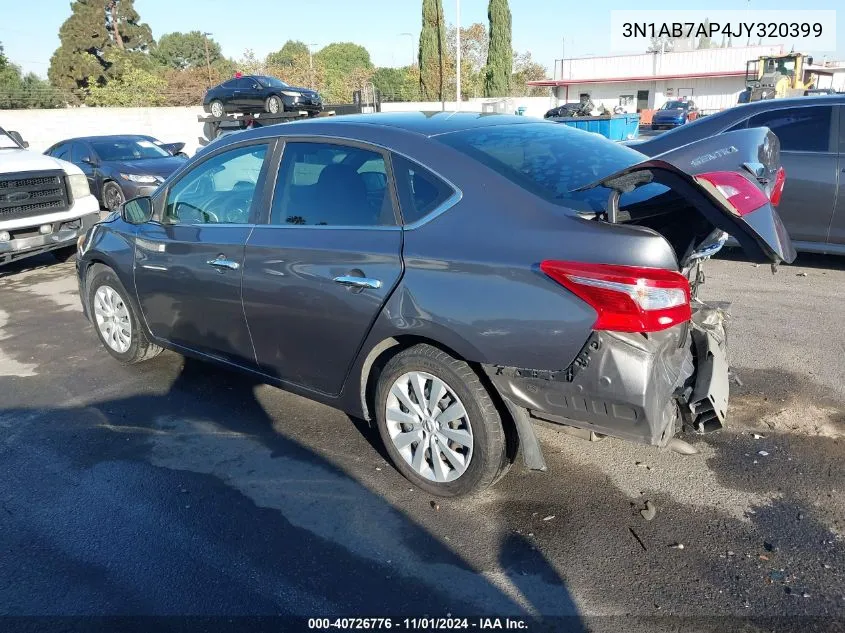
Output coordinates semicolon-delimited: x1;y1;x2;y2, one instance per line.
75;113;793;496
632;95;845;254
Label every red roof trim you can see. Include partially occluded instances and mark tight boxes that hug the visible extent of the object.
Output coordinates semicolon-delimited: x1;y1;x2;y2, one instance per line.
528;70;746;87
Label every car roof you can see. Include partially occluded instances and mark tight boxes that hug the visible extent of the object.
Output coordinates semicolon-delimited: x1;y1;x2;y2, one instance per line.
232;111;540;142
55;134;154;144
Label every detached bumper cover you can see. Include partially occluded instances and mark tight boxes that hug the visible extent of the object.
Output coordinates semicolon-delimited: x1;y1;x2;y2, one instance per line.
485;306;729;451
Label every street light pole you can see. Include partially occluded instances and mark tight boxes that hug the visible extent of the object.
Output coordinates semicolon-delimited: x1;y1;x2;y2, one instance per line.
455;0;461;110
203;32;213;87
399;33;414;67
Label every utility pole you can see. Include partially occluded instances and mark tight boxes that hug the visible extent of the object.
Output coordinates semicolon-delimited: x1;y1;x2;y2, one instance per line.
308;43;318;89
455;0;461;110
203;32;213;87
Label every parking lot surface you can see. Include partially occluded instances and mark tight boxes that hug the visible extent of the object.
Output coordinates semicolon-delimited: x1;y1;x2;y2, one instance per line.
0;253;843;627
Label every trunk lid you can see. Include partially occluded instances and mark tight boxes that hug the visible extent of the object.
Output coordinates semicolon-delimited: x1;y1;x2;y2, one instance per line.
577;127;796;266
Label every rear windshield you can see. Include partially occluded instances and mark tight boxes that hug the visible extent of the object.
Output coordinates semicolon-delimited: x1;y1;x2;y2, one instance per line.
438;122;666;213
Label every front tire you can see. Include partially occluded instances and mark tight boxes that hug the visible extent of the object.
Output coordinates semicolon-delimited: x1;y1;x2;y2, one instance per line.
266;95;282;114
101;181;125;212
374;344;508;497
87;264;162;364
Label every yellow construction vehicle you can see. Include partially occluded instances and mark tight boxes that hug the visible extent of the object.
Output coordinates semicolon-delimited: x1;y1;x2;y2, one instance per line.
739;53;817;103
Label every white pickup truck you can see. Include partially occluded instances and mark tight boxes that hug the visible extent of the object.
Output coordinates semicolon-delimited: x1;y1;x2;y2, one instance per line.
0;126;100;266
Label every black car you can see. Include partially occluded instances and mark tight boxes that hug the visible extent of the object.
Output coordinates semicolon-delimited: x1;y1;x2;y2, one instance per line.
203;75;323;118
76;113;792;496
45;135;189;212
630;95;845;254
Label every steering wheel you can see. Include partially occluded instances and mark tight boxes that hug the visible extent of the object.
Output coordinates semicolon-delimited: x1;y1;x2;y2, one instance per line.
173;201;219;224
206;190;253;224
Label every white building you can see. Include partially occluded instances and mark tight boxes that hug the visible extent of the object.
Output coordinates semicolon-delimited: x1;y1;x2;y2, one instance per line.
529;45;786;113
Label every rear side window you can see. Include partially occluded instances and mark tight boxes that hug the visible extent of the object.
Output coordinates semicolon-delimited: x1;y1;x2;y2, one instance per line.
391;155;454;225
746;106;832;152
439;122;664;213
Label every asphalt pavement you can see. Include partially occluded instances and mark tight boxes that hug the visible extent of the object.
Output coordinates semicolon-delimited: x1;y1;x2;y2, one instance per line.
0;252;842;632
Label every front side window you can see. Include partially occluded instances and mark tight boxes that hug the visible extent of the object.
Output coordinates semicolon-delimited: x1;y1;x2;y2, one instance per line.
257;76;287;88
747;106;832;152
163;143;268;225
269;142;394;226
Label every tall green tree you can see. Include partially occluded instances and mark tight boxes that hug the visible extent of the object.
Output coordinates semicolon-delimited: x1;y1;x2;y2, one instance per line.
483;0;512;97
49;0;153;93
315;42;373;102
372;66;420;101
418;0;445;101
0;41;63;108
152;31;221;70
267;40;309;67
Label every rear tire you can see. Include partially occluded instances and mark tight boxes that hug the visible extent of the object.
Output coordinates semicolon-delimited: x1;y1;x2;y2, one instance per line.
87;264;162;364
266;95;282;114
210;99;225;118
374;344;508;497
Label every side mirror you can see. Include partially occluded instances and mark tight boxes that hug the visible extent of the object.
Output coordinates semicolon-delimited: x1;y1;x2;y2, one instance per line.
81;156;98;166
7;131;28;148
252;83;261;89
121;196;153;224
160;142;186;156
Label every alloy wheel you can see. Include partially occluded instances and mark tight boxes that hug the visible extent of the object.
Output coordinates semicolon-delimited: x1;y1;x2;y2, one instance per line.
104;184;124;212
94;285;132;353
385;371;474;483
211;101;224;118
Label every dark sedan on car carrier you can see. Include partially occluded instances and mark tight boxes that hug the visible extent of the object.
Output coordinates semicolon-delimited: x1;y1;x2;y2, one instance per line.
75;112;794;497
203;75;323;118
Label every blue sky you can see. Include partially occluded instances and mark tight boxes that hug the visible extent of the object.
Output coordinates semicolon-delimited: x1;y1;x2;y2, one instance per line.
1;0;842;78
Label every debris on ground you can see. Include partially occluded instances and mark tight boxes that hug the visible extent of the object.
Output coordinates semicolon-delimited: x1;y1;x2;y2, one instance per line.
796;272;808;277
768;570;785;582
752;433;765;440
758;450;770;457
640;501;656;521
635;461;652;470
628;527;647;551
430;501;440;511
670;543;685;550
802;592;811;598
759;555;770;561
375;467;381;471
542;515;555;521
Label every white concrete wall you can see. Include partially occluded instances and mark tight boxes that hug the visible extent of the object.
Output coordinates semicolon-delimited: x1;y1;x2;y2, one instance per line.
0;106;206;155
1;98;560;158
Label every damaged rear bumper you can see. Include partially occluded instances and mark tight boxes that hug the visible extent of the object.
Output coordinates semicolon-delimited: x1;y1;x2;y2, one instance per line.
484;306;729;467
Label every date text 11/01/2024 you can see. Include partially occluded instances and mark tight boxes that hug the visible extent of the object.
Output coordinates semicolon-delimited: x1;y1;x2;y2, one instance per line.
308;618;528;630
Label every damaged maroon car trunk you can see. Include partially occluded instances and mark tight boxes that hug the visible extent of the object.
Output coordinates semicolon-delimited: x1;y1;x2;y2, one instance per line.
486;128;795;468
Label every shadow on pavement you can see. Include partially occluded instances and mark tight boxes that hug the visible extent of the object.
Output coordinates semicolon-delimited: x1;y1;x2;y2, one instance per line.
0;348;587;628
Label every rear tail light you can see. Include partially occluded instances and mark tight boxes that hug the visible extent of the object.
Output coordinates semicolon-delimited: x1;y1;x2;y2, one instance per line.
769;166;786;206
540;261;691;333
694;171;770;216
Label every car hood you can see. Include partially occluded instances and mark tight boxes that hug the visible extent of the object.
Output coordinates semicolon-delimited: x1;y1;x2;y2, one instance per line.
108;156;187;179
4;149;83;176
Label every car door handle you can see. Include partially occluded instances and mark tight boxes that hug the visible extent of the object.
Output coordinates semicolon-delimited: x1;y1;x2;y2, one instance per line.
207;255;240;271
333;275;382;289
